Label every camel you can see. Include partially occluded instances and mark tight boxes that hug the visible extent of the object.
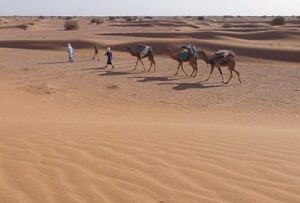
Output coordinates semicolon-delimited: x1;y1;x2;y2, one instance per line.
126;45;156;72
167;45;198;77
197;50;241;84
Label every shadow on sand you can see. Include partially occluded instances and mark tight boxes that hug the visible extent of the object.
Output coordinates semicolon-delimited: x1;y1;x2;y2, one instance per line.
38;59;91;65
130;76;179;82
82;67;107;71
99;70;136;76
159;82;225;91
37;61;68;65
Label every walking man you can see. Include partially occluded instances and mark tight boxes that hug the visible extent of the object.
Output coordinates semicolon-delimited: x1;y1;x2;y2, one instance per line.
67;43;74;62
104;47;114;69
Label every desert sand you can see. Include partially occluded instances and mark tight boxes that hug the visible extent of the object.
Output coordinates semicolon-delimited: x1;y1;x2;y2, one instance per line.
0;16;299;203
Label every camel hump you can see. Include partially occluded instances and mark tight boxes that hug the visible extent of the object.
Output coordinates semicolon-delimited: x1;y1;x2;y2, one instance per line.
135;44;152;57
214;50;235;64
215;50;229;57
180;44;198;55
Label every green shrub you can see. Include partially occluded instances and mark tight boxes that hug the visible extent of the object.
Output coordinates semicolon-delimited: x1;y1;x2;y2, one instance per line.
271;16;286;26
64;20;79;30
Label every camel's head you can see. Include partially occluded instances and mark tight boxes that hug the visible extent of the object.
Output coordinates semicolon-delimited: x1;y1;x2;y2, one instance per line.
197;51;204;59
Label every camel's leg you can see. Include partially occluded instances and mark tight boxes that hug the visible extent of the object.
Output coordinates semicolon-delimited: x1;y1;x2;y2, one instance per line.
140;59;145;71
153;62;156;72
224;68;233;84
216;66;224;82
189;67;195;77
204;65;214;81
188;62;195;77
148;63;152;72
133;58;140;70
233;68;241;83
175;63;181;75
181;64;188;76
148;62;156;72
193;63;198;77
193;67;198;77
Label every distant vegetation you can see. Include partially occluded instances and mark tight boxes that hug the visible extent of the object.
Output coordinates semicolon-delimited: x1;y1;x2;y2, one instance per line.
90;18;103;24
197;16;205;21
271;16;286;26
223;15;234;19
124;16;138;22
38;16;46;19
108;16;117;21
296;16;300;19
64;20;79;30
222;22;232;28
65;16;73;20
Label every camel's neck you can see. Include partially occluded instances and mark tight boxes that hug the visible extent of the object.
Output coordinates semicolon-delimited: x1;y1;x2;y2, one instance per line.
126;46;137;56
198;51;210;64
167;48;177;60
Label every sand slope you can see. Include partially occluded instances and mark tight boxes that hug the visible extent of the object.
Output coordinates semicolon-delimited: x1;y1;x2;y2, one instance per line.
0;16;300;203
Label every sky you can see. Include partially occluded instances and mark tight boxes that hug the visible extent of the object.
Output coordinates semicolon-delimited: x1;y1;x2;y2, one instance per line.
1;0;300;16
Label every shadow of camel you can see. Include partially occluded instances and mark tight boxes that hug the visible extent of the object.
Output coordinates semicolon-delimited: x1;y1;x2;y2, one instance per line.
37;61;68;65
130;76;178;82
159;82;224;91
99;70;135;76
82;67;106;71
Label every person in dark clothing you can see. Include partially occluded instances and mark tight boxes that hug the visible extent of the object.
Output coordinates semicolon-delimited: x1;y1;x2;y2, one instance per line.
92;45;99;61
104;47;114;69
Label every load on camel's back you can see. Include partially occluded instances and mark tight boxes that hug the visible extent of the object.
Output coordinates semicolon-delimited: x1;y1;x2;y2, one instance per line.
212;50;235;65
177;44;198;62
134;44;152;58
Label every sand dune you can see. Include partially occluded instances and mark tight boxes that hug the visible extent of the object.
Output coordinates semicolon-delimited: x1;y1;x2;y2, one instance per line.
0;17;299;203
1;37;299;62
101;29;300;40
0;23;34;30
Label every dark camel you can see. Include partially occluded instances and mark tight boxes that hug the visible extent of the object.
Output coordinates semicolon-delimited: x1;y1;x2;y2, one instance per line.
126;45;156;72
198;50;241;84
167;48;198;77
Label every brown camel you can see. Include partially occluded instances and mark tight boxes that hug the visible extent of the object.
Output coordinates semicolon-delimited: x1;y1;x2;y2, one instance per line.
126;45;156;72
167;46;198;77
198;50;241;84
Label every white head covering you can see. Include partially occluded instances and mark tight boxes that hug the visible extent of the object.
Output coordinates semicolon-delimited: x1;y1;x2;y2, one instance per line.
107;47;111;51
